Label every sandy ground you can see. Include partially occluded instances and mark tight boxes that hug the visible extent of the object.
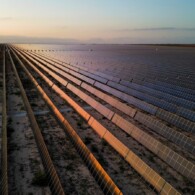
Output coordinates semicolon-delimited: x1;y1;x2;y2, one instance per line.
0;58;3;170
37;65;195;194
6;60;50;195
36;113;104;195
9;49;195;195
0;113;1;166
16;61;104;195
31;68;157;194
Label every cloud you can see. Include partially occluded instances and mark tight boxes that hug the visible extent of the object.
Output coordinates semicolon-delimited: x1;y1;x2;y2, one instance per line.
118;27;195;32
1;34;195;44
0;35;80;44
0;17;13;21
87;38;105;44
58;25;68;29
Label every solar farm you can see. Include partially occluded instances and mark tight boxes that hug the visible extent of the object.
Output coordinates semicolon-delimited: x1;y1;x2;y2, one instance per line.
0;44;194;194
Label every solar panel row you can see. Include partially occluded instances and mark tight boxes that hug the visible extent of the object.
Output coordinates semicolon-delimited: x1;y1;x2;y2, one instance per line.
144;81;195;102
134;112;195;154
156;109;195;133
35;47;194;94
21;51;195;180
42;55;194;132
25;50;191;150
120;79;195;111
15;48;182;193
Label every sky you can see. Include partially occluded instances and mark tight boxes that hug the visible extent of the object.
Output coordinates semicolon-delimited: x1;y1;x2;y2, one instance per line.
0;0;195;44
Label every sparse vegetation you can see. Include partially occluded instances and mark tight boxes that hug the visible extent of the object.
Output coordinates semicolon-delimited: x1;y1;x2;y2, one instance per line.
8;118;13;124
66;163;75;172
119;164;125;172
32;170;48;186
91;144;99;153
20;105;25;110
7;126;15;137
84;137;93;145
14;91;21;96
31;102;37;107
97;153;108;167
77;118;84;127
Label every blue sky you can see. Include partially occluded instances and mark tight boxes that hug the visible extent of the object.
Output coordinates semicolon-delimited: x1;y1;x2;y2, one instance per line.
0;0;195;43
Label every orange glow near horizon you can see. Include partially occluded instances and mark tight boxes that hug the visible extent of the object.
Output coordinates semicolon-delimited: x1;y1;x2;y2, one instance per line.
1;0;195;43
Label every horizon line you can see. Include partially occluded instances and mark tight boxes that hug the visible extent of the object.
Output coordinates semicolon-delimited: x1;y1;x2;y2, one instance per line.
1;35;195;45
